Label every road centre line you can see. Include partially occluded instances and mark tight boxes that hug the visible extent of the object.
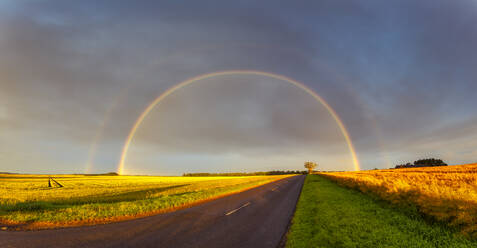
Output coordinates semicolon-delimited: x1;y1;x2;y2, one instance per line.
225;202;251;216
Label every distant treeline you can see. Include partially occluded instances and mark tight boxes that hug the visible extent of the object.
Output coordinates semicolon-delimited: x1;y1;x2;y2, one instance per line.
395;158;448;169
73;172;119;176
183;170;308;177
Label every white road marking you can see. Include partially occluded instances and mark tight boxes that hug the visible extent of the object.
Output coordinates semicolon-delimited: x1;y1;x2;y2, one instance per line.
225;202;251;216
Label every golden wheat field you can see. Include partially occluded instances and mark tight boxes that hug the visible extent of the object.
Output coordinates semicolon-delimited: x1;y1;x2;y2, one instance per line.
321;164;477;238
0;174;290;230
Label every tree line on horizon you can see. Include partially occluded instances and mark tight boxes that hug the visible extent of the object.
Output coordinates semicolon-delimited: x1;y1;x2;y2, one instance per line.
395;158;448;169
182;170;308;177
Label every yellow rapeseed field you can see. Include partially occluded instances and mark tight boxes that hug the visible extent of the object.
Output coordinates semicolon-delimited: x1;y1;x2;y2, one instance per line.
321;164;477;238
0;174;290;229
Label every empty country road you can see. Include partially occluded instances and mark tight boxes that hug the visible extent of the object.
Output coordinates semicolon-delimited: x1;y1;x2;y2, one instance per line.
0;175;305;248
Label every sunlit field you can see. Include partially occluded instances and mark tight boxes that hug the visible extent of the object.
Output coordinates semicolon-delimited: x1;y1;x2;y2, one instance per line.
320;164;477;238
286;175;476;248
0;174;290;230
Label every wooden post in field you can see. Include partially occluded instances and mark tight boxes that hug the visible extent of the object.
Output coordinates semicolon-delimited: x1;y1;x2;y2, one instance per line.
51;177;64;188
48;177;52;188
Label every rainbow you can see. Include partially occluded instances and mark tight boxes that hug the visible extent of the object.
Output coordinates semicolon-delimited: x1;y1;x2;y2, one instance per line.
117;70;360;174
84;86;132;174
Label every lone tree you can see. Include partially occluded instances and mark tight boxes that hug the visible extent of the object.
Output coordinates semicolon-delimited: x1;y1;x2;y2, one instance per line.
304;162;317;174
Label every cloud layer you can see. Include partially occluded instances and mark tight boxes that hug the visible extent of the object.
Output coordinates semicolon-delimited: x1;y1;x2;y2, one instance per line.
1;0;476;174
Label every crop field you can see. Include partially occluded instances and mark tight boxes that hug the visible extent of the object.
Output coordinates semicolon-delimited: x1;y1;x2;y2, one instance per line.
320;164;477;239
286;175;476;248
0;174;290;230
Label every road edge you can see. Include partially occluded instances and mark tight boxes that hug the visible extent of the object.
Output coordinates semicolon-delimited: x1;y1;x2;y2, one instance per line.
277;175;306;248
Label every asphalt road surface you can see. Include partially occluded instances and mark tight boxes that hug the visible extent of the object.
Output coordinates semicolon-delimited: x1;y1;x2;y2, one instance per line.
1;175;305;248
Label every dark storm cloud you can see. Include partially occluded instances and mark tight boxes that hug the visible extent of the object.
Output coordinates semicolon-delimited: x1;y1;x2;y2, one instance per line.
1;0;477;173
131;77;349;157
350;1;477;164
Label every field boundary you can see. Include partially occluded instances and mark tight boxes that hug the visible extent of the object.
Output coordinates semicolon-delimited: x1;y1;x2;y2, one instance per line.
1;175;294;231
284;175;476;247
319;166;477;239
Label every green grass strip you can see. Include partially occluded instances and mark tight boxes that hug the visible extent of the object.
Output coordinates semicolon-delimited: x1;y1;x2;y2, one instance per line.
286;175;476;248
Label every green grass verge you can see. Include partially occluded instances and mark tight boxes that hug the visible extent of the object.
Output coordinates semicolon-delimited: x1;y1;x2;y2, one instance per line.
286;175;476;248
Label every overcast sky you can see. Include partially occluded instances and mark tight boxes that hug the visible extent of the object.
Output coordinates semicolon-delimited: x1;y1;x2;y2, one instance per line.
1;0;476;175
